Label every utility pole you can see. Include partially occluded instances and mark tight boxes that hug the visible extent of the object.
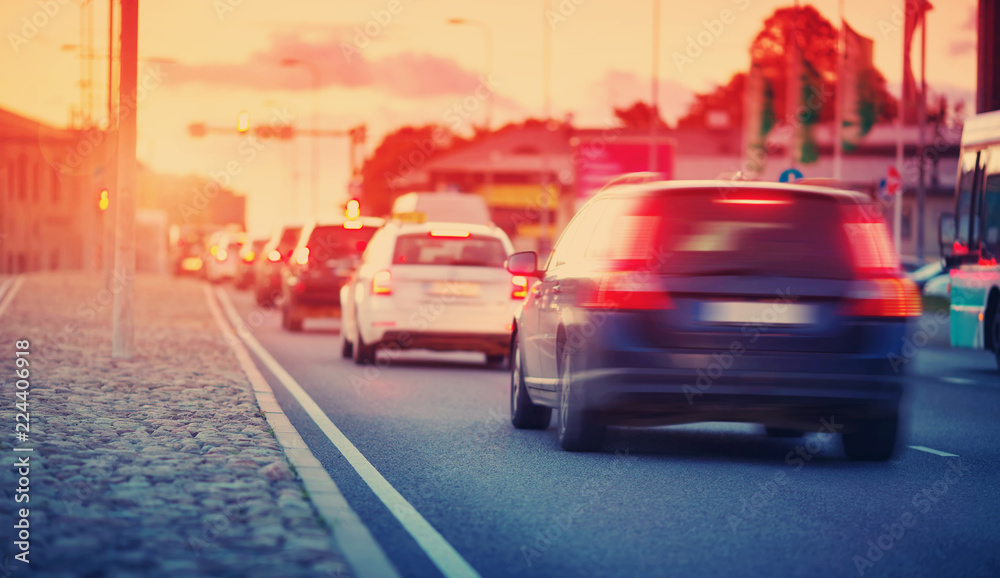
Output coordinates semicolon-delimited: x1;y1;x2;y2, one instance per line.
916;0;928;261
102;0;116;289
649;0;660;172
112;0;137;359
540;0;552;258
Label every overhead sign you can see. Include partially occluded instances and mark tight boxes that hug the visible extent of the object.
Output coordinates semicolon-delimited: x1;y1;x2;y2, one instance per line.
779;168;804;183
573;138;675;199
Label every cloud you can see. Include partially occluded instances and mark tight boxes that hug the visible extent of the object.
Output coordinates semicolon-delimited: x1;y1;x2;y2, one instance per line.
164;32;485;98
592;70;694;124
949;40;975;56
961;6;977;31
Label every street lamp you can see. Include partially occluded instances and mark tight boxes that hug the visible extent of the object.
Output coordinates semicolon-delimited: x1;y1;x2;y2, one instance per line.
649;0;660;172
281;58;320;219
446;18;494;130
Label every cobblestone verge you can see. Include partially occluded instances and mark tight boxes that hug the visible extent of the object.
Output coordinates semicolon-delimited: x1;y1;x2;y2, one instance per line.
0;273;351;578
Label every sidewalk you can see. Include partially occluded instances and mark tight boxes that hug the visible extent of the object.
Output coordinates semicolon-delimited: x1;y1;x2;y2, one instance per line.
0;272;352;577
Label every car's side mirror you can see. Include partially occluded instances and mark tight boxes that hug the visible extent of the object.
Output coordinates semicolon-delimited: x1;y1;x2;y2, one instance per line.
506;251;541;277
938;213;956;256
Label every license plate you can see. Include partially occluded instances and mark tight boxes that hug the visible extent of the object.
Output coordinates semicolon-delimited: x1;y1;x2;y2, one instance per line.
699;301;817;326
429;281;480;297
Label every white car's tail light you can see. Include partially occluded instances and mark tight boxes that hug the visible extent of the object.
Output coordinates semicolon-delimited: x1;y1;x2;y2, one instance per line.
372;270;392;295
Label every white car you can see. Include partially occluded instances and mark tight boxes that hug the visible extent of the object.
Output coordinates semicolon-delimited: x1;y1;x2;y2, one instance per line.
340;220;525;366
204;231;244;283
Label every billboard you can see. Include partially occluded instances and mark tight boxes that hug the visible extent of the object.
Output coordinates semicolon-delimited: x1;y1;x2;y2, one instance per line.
572;137;675;199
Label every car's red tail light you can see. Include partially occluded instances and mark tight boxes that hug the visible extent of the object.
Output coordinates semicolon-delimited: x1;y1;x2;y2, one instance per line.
511;275;528;299
372;270;392;295
842;278;922;318
268;249;282;262
578;272;673;311
713;198;790;206
842;207;900;277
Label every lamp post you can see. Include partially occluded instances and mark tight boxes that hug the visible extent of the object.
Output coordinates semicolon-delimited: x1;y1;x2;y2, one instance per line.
649;0;660;172
446;18;494;131
539;0;553;257
281;58;320;219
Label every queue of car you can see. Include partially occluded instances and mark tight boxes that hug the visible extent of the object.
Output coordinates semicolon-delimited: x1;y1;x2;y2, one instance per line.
178;182;926;460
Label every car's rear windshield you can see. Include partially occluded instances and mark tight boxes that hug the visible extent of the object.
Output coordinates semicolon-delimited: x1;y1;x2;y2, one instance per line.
588;191;854;279
392;234;507;267
307;225;378;261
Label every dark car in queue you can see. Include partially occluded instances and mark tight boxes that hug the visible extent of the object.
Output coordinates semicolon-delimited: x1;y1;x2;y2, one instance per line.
280;217;385;332
507;180;920;459
254;225;302;307
169;224;220;277
235;238;267;290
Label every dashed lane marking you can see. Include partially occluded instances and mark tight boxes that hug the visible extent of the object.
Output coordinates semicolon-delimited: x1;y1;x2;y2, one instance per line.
909;445;960;457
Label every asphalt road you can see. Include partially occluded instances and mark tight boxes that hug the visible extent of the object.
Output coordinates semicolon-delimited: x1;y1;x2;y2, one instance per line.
221;285;1000;578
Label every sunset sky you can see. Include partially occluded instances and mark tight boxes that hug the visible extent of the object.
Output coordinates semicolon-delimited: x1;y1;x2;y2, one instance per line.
1;0;978;235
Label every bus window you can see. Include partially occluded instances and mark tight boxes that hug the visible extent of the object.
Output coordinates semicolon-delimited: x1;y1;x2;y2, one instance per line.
983;146;1000;258
956;151;978;246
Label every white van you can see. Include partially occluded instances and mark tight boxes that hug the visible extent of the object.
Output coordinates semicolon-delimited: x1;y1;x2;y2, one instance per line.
391;192;492;226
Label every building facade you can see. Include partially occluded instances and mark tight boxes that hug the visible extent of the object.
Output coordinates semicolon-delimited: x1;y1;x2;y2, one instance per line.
0;107;104;274
398;122;961;260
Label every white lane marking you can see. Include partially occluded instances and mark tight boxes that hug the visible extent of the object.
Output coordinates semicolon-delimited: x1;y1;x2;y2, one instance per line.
0;276;24;319
215;287;481;578
204;286;400;578
909;445;960;457
940;377;976;385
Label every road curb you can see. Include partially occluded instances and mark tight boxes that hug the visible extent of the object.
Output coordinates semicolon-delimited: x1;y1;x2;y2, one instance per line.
203;284;400;578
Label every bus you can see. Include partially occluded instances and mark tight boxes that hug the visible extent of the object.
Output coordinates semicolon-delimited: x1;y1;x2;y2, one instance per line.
940;109;1000;369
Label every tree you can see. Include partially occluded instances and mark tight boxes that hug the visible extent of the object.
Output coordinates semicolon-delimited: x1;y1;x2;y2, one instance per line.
613;101;669;130
676;73;746;130
677;5;896;129
360;125;465;217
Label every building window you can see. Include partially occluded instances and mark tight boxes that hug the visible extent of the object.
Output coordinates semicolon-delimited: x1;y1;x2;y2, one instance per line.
7;158;16;200
17;154;27;200
32;162;40;202
901;206;913;240
51;168;60;204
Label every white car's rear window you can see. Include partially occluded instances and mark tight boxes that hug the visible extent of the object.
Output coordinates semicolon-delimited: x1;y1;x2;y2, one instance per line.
392;234;507;267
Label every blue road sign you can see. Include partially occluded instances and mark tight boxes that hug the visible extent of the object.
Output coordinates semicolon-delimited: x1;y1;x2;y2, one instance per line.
779;168;804;183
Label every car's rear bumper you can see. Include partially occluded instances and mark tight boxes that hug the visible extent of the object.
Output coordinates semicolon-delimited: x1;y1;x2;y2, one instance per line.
380;330;509;355
568;363;903;428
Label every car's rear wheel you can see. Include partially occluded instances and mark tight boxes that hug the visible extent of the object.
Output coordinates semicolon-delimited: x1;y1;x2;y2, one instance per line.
352;317;376;365
282;303;303;332
557;349;605;452
341;334;354;358
255;287;275;308
765;427;803;438
842;412;898;461
510;343;551;430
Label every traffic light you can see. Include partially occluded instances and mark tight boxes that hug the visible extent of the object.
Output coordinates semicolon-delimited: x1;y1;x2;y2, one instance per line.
237;111;250;133
188;123;207;138
98;188;109;211
345;198;360;219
